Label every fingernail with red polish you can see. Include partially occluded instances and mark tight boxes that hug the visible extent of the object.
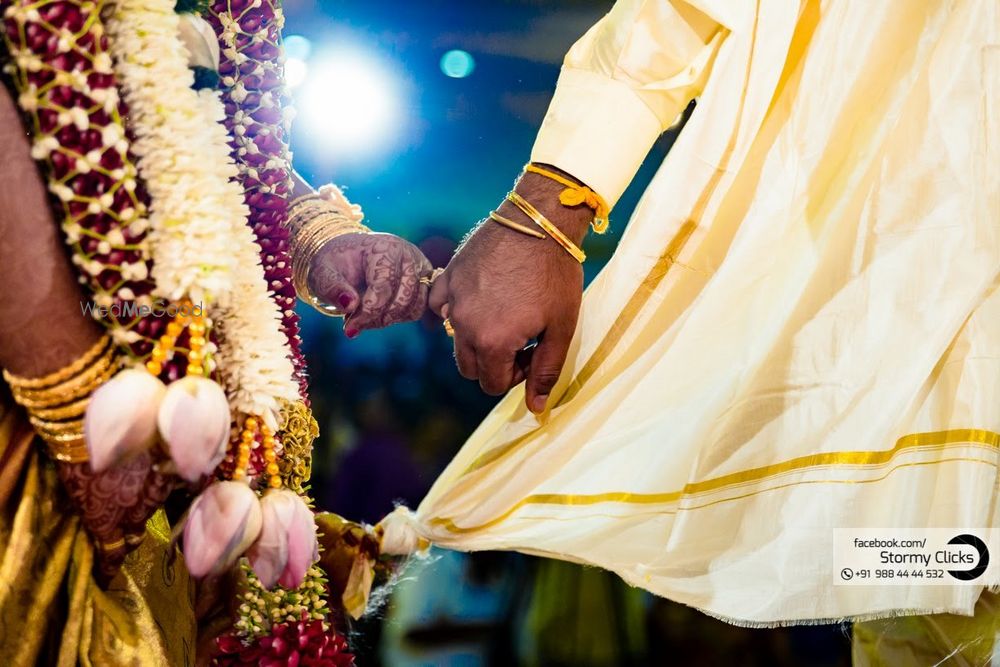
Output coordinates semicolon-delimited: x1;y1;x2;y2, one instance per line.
339;294;352;309
345;327;359;339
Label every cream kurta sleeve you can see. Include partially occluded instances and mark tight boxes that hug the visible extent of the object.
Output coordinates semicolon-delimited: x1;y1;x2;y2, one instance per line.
531;0;725;207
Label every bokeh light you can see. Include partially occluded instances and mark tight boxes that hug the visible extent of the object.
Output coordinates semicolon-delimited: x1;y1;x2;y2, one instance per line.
440;49;475;78
283;35;312;90
294;49;403;157
285;57;308;89
283;34;313;61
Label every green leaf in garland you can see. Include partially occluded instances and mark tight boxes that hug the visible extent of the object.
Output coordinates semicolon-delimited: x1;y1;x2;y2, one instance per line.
175;0;210;15
191;66;220;91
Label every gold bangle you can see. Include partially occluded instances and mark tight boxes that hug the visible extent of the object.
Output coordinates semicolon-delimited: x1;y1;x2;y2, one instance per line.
288;184;364;235
524;164;610;233
9;363;116;411
30;397;90;421
291;215;368;316
2;335;110;390
44;436;90;463
289;185;371;316
506;192;586;263
12;347;119;408
3;338;120;466
13;343;115;401
96;537;126;553
29;416;84;436
489;211;547;240
46;432;87;446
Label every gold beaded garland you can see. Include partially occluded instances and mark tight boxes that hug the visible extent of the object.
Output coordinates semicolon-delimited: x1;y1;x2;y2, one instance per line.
233;415;258;481
262;424;281;489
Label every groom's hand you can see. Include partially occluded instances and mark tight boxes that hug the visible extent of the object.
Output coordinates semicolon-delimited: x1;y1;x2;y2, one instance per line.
308;233;433;337
429;168;591;413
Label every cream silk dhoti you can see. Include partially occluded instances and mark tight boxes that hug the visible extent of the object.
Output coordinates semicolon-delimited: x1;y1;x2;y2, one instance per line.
385;0;1000;625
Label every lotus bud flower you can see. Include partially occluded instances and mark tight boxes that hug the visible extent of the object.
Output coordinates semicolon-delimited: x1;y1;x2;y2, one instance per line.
85;368;165;472
248;488;319;589
183;481;262;578
158;376;231;482
177;13;221;71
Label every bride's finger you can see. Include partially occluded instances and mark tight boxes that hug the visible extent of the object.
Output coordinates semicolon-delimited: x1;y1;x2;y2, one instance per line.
382;256;425;325
344;246;400;335
308;262;359;315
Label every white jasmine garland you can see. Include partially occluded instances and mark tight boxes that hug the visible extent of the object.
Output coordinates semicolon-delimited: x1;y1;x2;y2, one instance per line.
106;0;241;306
107;0;298;427
212;224;300;430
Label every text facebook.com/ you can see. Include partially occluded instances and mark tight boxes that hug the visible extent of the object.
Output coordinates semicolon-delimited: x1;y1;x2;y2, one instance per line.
835;529;998;586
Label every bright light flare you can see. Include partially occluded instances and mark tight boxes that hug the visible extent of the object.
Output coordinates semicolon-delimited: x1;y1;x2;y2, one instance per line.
294;51;402;157
285;57;308;89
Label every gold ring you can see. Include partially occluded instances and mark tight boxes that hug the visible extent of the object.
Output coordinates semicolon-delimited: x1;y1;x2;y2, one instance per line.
420;268;445;287
442;318;455;337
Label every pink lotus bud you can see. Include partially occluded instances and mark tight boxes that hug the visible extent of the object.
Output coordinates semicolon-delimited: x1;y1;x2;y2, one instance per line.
158;376;231;482
178;14;221;71
247;488;318;589
85;368;165;472
183;480;262;578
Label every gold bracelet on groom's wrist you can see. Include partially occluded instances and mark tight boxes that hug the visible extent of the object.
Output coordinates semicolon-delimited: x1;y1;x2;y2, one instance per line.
288;185;370;317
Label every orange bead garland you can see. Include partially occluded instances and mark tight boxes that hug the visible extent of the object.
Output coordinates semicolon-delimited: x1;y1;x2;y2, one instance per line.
262;424;281;489
233;415;258;481
145;302;212;378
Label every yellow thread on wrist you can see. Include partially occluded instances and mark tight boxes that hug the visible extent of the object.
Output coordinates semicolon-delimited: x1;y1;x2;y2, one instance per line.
525;164;609;233
507;191;586;263
488;211;547;239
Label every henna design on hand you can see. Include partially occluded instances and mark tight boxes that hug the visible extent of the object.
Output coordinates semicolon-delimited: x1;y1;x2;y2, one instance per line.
309;233;432;331
57;453;176;584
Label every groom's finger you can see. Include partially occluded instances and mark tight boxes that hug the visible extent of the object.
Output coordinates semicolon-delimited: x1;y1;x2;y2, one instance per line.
525;323;573;414
476;342;519;396
428;270;450;317
453;335;479;380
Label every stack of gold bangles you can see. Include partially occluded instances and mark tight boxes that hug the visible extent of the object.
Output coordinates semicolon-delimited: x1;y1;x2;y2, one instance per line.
288;184;371;316
2;334;119;463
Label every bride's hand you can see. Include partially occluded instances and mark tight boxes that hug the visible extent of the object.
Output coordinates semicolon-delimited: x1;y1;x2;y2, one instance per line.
57;454;174;585
308;232;433;337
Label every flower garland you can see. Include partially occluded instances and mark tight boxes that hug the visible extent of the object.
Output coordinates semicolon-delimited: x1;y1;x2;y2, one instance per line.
106;0;298;426
208;0;309;400
106;0;241;306
216;613;355;666
2;0;352;662
108;0;341;659
0;0;171;362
